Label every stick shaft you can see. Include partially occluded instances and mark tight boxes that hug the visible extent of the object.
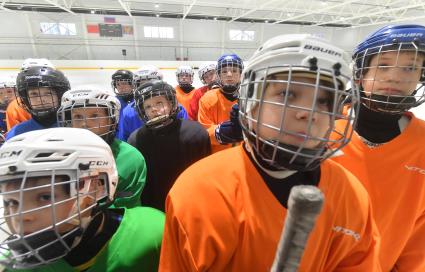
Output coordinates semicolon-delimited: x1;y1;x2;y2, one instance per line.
271;185;324;272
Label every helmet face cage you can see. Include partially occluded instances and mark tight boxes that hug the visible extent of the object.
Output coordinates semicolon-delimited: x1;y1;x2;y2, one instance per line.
176;66;194;86
16;68;70;118
111;70;134;98
0;128;117;269
0;83;16;111
135;82;178;130
57;91;120;143
353;42;425;114
0;170;109;269
198;63;217;85
217;55;244;94
19;87;60;118
239;65;358;171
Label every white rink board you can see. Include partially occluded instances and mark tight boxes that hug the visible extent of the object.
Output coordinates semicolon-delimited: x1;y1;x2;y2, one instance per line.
1;59;425;120
0;60;208;91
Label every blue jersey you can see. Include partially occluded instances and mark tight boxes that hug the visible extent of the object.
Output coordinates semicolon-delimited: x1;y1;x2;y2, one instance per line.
117;101;189;142
6;118;58;140
0;112;6;134
116;97;133;139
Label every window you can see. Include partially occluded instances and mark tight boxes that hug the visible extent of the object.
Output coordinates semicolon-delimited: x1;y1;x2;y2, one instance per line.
144;26;174;39
229;30;255;41
40;22;77;35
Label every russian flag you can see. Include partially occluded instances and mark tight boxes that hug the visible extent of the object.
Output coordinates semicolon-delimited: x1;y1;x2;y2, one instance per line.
104;17;116;23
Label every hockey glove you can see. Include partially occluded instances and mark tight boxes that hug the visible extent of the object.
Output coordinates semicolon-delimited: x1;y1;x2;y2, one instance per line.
215;104;243;145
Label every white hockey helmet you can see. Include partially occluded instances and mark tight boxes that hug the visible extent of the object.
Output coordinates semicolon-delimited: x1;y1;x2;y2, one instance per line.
0;78;17;110
57;87;120;144
198;62;217;85
0;127;118;269
21;58;54;71
0;78;16;89
239;34;358;171
133;65;163;89
176;65;194;85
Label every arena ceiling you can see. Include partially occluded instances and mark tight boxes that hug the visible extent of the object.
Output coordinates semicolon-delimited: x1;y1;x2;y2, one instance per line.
1;0;425;28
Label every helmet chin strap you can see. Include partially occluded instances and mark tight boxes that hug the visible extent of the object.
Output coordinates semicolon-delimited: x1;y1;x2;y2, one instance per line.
32;112;57;126
7;227;83;268
146;114;174;130
244;140;297;179
117;93;133;103
179;84;194;93
220;87;239;101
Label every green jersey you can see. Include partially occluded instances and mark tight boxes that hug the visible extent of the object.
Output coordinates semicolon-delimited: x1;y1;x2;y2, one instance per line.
110;139;146;208
7;207;164;272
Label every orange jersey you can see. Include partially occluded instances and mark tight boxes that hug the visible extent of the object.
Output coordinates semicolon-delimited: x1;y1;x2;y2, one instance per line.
332;112;425;271
175;85;195;114
159;145;381;272
6;98;31;131
198;88;238;153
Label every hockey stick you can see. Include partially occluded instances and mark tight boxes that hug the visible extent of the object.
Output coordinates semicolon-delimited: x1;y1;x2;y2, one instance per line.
271;185;324;272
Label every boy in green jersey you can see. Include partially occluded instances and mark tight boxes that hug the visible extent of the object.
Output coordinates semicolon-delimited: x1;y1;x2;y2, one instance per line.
0;128;164;271
57;87;146;208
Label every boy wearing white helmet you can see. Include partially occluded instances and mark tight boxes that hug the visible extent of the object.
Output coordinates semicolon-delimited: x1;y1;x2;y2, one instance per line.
117;65;188;141
175;65;195;113
0;128;164;271
159;34;380;271
188;62;218;120
20;58;54;71
57;88;147;209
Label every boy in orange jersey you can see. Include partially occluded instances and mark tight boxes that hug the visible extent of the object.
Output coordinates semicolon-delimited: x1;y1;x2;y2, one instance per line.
0;80;17;133
331;24;425;271
5;98;31;131
198;54;244;153
174;65;195;113
159;34;381;271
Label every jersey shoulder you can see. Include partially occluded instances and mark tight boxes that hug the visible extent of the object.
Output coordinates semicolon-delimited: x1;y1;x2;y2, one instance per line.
199;88;221;108
111;139;145;162
320;159;370;212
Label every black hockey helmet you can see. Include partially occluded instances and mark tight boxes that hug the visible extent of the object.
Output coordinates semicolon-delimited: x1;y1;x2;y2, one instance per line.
16;66;70;119
134;80;179;130
111;70;134;100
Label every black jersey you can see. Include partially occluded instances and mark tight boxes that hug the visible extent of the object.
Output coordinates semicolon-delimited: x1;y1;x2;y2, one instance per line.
128;119;211;211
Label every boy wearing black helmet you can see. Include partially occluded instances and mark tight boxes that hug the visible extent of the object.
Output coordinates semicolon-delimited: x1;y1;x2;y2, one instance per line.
6;66;70;140
111;69;135;137
127;80;210;211
111;69;134;102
